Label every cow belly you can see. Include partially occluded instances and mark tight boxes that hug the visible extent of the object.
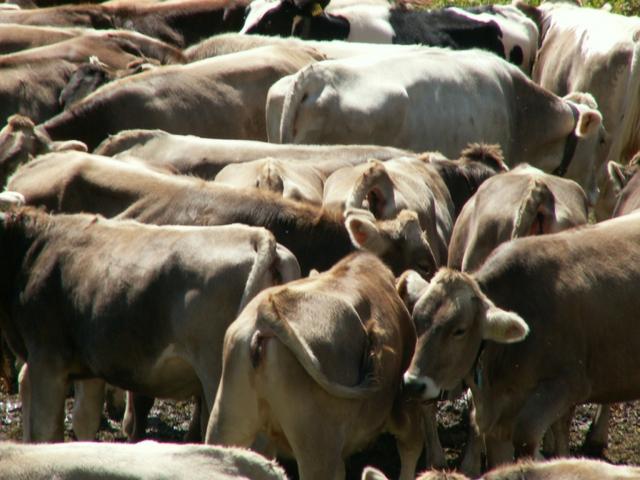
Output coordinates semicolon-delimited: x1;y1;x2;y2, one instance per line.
134;348;201;399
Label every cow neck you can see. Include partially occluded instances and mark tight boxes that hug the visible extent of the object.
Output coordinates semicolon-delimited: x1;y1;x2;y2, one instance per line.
552;102;580;177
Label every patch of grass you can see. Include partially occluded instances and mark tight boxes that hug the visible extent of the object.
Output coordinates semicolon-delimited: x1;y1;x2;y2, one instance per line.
411;0;640;16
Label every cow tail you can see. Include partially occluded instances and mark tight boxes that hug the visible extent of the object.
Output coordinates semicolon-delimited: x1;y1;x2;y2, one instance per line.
511;178;553;238
237;232;278;313
279;65;321;144
256;158;284;194
609;41;640;163
346;160;395;217
256;292;380;400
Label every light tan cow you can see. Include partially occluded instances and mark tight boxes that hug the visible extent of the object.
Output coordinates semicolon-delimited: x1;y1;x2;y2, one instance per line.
214;156;326;204
362;458;640;480
0;441;287;480
93;128;413;180
528;2;640;166
272;47;608;203
206;252;423;480
448;164;588;272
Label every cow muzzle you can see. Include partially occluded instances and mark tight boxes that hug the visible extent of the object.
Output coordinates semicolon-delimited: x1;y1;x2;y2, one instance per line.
402;373;441;400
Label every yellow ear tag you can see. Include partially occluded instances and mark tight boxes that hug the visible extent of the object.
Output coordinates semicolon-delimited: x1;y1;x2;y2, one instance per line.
311;3;324;16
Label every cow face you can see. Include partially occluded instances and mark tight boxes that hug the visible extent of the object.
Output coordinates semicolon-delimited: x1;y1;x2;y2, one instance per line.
241;0;300;35
400;268;528;399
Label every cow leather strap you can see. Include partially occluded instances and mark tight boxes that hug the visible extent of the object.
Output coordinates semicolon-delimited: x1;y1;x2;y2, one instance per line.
472;340;486;389
552;103;580;177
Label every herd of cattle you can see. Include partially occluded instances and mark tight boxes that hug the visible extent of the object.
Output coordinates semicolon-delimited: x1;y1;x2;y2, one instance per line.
2;0;640;478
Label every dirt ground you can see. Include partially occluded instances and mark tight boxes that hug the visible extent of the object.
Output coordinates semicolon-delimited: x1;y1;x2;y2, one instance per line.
2;383;639;479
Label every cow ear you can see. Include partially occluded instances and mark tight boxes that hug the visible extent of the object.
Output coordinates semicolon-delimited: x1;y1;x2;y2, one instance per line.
51;140;88;153
396;269;429;312
575;108;602;138
0;191;25;210
345;208;390;254
607;161;628;193
482;304;529;343
361;466;389;480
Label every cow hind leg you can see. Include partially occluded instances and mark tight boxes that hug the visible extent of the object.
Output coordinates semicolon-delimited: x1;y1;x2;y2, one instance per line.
122;392;154;441
205;345;261;448
583;403;611;457
21;360;67;442
72;378;105;440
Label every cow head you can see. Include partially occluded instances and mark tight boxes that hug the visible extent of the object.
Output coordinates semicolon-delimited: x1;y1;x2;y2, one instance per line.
551;93;607;206
345;208;437;278
241;0;334;38
398;268;528;399
0;115;87;188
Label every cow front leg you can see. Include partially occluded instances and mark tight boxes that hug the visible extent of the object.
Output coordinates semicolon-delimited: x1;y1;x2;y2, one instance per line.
72;378;105;440
422;403;446;469
387;400;424;480
21;360;67;442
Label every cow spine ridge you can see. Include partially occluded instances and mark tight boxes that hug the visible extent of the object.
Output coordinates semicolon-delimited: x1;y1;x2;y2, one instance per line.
256;293;380;399
279;65;323;144
511;177;553;238
609;41;640;163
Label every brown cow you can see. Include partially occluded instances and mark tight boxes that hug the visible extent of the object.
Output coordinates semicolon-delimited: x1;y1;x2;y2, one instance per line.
1;207;300;441
610;156;640;217
0;0;250;48
0;24;85;54
41;44;325;150
448;164;588;272
0;29;184;69
206;252;423;480
401;211;640;467
0;29;183;126
94;128;412;180
9;151;436;277
323;154;454;268
0;115;86;188
428;143;508;219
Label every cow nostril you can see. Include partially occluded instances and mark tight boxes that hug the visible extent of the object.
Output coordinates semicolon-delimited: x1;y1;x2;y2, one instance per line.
403;379;426;396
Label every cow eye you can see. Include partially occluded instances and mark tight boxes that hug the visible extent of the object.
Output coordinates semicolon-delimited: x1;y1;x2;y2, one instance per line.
452;328;466;338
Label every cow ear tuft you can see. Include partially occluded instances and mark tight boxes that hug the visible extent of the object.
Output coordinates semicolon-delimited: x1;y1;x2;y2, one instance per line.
575;109;602;138
345;208;388;254
361;466;389;480
607;161;628;193
396;270;429;312
482;306;529;343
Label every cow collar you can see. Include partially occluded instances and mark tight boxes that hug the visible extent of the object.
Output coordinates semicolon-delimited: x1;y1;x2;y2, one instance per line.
472;339;486;389
552;102;580;177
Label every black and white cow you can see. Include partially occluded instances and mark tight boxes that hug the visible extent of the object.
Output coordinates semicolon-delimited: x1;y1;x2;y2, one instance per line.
241;0;539;72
